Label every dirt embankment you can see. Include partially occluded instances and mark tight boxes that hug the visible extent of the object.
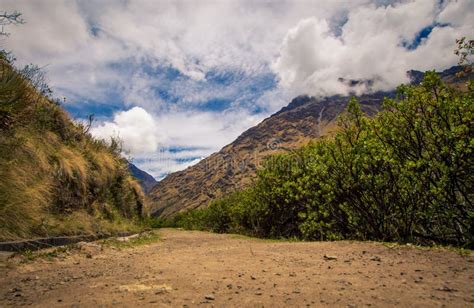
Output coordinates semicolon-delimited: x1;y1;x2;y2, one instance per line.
1;229;473;307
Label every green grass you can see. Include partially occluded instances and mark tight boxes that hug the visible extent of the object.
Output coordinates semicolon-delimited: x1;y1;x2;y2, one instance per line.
175;227;474;255
227;233;302;243
18;245;73;263
380;241;473;257
100;230;161;249
15;231;161;263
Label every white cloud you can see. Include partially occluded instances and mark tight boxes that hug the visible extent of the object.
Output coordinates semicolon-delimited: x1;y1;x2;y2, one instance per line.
437;0;474;26
1;0;366;106
4;0;470;104
135;155;203;180
2;0;473;177
272;0;474;97
91;107;161;155
155;109;264;150
134;108;264;178
91;106;264;178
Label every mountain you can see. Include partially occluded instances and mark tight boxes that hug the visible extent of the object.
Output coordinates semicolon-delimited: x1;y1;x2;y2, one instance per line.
149;66;469;217
149;94;386;217
128;163;157;193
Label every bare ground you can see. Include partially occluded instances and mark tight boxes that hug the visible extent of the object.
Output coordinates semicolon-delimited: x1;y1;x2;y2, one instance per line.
1;228;473;307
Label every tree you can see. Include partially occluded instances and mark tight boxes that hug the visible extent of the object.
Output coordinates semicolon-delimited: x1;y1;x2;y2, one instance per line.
0;11;24;36
454;37;473;77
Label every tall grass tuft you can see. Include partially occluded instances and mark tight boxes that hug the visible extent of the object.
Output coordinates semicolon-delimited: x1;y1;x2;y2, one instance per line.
0;53;148;241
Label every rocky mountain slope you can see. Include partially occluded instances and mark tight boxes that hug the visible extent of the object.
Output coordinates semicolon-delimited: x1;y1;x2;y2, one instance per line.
149;67;468;217
128;163;157;194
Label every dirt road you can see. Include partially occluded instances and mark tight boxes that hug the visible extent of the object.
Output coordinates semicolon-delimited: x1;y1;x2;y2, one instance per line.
1;229;473;307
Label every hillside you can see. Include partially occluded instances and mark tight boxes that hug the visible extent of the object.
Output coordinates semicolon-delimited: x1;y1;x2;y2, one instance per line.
128;163;157;194
0;54;148;240
150;66;469;217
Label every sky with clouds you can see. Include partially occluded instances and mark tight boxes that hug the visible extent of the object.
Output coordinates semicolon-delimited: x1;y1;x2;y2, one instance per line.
1;0;472;179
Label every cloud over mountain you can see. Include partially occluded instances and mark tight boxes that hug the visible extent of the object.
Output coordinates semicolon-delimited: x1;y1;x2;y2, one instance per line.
2;0;472;177
273;0;474;97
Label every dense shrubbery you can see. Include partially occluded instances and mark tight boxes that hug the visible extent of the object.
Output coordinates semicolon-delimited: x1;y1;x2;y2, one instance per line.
171;72;473;247
0;53;148;240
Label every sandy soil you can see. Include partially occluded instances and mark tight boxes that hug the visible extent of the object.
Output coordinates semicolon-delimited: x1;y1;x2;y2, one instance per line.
1;228;473;307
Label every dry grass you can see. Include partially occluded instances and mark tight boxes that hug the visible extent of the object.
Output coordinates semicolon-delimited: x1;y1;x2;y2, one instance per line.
88;150;118;187
55;146;89;185
0;56;148;241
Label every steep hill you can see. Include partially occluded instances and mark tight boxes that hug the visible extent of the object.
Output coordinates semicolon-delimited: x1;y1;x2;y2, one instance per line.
0;54;148;240
128;163;157;193
149;67;468;217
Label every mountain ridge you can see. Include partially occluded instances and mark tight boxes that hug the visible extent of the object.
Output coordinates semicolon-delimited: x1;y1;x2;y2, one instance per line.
149;66;468;217
128;163;157;194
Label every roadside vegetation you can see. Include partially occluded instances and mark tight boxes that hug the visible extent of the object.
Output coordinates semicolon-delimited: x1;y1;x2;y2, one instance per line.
161;71;473;248
100;230;161;249
0;51;149;241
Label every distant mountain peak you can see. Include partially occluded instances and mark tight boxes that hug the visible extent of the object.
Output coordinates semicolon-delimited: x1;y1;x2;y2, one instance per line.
128;163;157;194
149;66;469;217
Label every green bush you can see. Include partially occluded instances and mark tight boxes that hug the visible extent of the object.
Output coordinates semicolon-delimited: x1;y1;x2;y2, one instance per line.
174;72;473;247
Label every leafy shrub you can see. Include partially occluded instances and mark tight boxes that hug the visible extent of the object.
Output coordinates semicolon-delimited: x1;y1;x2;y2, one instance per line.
173;72;473;247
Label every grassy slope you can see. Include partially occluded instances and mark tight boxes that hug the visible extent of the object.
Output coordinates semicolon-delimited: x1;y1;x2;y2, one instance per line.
0;55;149;241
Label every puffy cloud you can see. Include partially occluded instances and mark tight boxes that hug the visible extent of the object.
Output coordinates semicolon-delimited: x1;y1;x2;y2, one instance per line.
273;18;348;96
91;106;264;178
155;109;264;150
1;0;366;107
135;154;204;180
2;0;473;177
4;0;470;104
437;0;474;26
132;108;264;178
91;107;161;155
273;0;474;97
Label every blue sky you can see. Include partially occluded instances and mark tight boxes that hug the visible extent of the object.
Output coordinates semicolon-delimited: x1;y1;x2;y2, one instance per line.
2;0;472;179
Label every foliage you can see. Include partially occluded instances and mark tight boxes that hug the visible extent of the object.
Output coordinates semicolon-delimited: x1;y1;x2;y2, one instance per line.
454;37;473;77
172;72;474;247
455;37;474;66
0;11;24;36
100;231;160;249
0;55;148;240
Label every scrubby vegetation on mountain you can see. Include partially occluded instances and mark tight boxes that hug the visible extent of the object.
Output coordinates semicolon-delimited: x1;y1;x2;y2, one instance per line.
0;53;148;241
165;72;473;247
149;66;469;218
150;90;389;217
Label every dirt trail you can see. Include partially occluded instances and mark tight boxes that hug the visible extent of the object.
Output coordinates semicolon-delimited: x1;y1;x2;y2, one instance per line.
1;229;473;307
